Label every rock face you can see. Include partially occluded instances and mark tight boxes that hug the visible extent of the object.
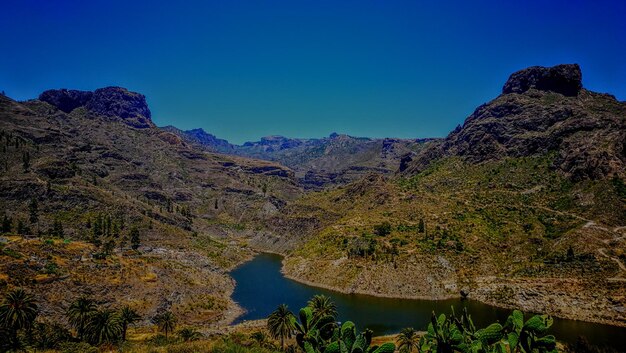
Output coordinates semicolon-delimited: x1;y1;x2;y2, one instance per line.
39;89;93;113
86;87;153;128
502;64;582;96
404;64;625;180
38;87;153;128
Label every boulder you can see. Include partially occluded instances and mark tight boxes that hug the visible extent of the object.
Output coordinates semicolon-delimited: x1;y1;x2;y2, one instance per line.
502;64;582;96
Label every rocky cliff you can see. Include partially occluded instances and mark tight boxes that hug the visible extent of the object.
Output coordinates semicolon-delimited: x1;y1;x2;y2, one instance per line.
39;86;154;128
403;64;626;180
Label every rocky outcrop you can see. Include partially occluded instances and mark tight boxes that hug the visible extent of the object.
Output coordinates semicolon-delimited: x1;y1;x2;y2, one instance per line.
85;87;153;128
39;89;93;113
404;64;625;180
38;86;153;128
502;64;582;96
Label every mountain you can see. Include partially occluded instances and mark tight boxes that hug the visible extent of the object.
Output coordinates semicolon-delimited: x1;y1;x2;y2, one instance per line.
168;128;432;189
271;64;626;327
0;87;301;326
161;125;235;154
402;64;625;180
1;63;625;331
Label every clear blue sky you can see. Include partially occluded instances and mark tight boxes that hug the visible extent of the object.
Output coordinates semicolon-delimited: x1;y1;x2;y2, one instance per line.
1;0;625;144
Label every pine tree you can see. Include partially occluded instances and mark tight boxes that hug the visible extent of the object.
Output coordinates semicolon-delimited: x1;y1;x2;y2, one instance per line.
418;219;425;233
22;151;30;172
92;215;103;246
130;227;140;250
28;198;38;224
53;220;64;238
16;219;29;235
1;215;12;233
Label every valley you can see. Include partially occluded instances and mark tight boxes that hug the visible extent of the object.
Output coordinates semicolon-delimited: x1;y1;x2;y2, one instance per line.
1;63;625;351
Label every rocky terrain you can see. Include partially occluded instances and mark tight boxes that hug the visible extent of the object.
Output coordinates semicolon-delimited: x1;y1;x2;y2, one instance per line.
166;128;431;189
273;64;626;327
0;87;301;329
402;64;625;180
1;63;625;333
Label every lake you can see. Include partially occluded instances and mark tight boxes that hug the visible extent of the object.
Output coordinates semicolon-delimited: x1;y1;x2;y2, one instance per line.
231;253;626;350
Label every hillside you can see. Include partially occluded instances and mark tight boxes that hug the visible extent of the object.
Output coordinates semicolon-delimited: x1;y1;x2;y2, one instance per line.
274;64;626;327
0;88;301;327
1;63;625;333
166;128;431;189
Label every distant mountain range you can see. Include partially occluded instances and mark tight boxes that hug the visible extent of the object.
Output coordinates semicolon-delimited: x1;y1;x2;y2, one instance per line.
162;127;433;189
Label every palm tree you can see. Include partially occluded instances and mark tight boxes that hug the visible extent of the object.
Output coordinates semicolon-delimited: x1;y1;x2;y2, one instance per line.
177;327;203;342
67;296;97;341
267;304;295;351
84;309;122;345
0;288;38;349
307;294;337;321
397;327;419;353
118;306;141;341
153;311;176;339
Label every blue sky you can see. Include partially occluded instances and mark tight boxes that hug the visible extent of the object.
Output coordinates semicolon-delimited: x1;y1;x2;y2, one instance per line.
1;0;625;144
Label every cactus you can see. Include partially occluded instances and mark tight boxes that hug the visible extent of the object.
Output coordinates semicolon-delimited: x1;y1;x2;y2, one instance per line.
371;343;395;353
292;304;394;353
502;311;557;353
474;323;503;345
416;308;558;353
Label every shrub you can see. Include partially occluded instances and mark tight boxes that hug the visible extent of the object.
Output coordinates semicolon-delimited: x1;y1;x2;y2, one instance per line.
374;222;392;237
58;341;99;353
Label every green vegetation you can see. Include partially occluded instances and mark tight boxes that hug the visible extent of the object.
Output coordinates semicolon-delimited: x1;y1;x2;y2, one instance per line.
153;311;177;339
268;304;294;350
264;298;562;353
416;307;557;353
398;327;420;353
268;296;396;353
0;288;203;352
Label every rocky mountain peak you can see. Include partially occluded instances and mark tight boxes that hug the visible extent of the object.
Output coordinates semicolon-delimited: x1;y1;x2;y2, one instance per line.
38;86;153;128
38;89;93;113
502;64;582;96
86;87;152;128
403;64;625;180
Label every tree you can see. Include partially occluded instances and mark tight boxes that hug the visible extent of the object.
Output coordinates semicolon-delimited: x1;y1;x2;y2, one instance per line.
28;198;38;224
397;327;419;353
67;296;97;341
31;321;72;350
307;294;337;321
418;219;425;233
16;219;29;235
0;288;38;350
22;151;30;172
153;311;176;339
267;304;295;351
1;214;11;233
566;246;575;261
49;219;64;238
130;226;140;250
177;327;203;342
84;309;122;345
92;215;103;246
118;306;140;341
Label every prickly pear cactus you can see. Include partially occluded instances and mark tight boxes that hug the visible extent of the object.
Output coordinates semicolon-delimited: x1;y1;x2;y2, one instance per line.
371;343;395;353
475;323;503;345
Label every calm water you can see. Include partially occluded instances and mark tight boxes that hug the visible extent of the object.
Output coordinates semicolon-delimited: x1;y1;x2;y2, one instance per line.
231;253;626;351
